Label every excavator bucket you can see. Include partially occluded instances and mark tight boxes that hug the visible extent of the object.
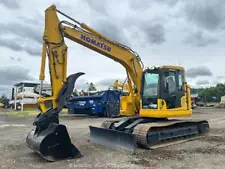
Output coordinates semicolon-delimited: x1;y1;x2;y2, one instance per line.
88;126;137;152
26;123;82;161
26;72;85;162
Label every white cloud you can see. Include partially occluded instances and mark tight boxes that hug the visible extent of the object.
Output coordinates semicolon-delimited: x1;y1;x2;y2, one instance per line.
0;0;225;96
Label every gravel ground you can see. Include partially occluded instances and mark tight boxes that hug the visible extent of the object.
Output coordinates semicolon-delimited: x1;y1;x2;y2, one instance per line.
0;108;225;169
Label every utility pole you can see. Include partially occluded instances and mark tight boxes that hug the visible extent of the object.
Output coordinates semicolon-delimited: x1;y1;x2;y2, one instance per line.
86;82;89;96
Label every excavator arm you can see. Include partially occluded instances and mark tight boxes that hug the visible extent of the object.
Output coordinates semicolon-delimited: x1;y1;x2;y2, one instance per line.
38;5;144;115
26;5;144;161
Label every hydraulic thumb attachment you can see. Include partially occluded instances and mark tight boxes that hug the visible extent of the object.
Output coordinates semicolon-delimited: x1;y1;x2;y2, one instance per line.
26;72;84;162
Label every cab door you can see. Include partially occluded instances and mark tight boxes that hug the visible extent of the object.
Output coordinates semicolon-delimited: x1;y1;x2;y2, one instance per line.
175;69;185;108
161;69;185;109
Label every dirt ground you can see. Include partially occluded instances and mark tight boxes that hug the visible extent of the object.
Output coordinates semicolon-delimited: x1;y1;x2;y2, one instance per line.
1;108;225;169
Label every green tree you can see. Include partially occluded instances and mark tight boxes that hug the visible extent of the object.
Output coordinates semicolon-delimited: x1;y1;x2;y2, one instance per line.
88;82;97;91
0;94;9;108
72;89;78;96
190;88;198;94
197;83;225;102
0;94;7;102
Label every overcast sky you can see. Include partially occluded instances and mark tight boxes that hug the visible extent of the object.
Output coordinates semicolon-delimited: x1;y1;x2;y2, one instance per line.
0;0;225;97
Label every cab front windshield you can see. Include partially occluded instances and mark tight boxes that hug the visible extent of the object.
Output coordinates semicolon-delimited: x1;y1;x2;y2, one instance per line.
142;72;159;109
142;72;159;98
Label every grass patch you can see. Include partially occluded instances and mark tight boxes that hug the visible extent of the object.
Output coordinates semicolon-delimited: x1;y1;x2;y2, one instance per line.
4;108;68;117
6;110;38;117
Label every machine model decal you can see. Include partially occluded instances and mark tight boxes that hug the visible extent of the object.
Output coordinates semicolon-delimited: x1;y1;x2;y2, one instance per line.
80;34;111;52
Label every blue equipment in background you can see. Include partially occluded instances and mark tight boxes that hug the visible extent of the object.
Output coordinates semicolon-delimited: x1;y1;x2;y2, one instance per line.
66;89;121;118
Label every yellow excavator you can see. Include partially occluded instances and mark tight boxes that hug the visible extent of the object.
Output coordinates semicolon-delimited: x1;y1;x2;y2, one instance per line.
113;79;138;113
113;80;130;91
26;5;210;162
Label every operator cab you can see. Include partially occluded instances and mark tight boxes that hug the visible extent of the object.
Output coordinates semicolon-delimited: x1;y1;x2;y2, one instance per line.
141;66;185;109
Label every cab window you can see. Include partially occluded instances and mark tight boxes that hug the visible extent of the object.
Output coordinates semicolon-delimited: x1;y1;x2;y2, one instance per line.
178;70;184;91
164;71;176;94
143;73;159;97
